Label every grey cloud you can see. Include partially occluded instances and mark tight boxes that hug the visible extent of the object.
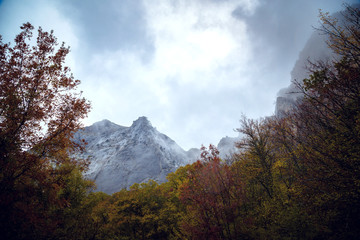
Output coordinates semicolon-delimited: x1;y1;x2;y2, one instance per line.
233;0;356;71
56;0;154;62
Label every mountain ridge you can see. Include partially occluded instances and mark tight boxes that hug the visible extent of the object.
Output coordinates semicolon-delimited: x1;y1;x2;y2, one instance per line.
74;116;196;194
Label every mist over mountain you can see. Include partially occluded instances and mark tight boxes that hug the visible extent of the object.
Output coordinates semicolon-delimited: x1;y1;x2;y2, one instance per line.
274;7;358;117
275;30;332;117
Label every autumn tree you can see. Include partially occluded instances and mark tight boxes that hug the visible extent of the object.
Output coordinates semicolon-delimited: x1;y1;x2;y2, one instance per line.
233;116;317;239
0;23;91;239
235;117;275;200
180;145;248;240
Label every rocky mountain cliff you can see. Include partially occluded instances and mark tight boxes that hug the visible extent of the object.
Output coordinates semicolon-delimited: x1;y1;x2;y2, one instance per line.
275;10;342;117
74;117;195;194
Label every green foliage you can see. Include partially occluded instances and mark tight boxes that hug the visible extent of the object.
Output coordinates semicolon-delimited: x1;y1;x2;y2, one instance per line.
102;180;184;240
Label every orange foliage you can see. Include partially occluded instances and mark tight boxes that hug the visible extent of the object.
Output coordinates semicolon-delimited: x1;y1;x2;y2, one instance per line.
0;23;90;239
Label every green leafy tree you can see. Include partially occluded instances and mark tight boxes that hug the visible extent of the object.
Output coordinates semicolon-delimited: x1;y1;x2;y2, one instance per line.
106;180;182;240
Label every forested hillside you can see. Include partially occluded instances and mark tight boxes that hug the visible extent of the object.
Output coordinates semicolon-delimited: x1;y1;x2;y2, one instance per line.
1;4;359;240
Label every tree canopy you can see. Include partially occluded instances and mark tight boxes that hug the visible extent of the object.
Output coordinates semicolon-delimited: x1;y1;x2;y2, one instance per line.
0;22;91;239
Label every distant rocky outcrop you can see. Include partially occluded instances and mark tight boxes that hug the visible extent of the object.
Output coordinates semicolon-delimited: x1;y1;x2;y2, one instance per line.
217;136;241;160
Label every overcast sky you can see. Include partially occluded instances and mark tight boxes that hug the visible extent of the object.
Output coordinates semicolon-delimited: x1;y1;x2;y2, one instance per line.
0;0;357;150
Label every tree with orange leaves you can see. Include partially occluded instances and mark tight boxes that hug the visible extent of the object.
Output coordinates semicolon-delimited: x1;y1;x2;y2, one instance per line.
0;23;91;239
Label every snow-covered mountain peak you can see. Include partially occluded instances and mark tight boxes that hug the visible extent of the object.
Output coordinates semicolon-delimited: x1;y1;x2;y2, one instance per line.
94;119;115;126
75;116;194;194
132;116;151;126
130;116;154;138
88;119;124;133
131;116;152;129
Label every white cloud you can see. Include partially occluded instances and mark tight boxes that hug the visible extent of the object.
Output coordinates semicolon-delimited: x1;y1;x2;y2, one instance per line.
144;0;251;77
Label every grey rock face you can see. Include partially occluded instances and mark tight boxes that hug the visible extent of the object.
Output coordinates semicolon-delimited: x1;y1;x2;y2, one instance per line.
275;28;334;117
217;136;241;160
75;117;193;194
275;96;297;118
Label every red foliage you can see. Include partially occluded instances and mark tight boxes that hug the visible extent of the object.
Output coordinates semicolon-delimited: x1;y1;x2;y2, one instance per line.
180;145;247;240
